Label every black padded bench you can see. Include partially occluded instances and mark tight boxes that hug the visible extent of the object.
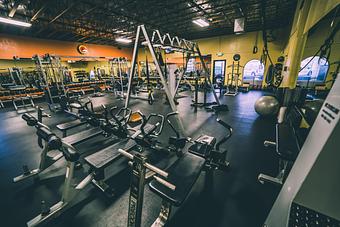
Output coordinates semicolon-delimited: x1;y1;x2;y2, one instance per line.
85;139;137;170
149;152;205;206
62;127;102;146
259;106;307;185
84;123;156;171
275;123;300;161
56;119;87;137
275;106;305;161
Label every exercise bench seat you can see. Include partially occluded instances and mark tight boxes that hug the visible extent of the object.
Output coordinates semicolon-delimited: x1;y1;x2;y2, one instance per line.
149;153;205;206
62;127;102;146
56;119;87;137
276;123;300;161
84;123;156;170
84;139;136;170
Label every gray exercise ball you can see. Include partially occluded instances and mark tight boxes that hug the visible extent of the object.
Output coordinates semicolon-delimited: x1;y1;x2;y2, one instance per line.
254;96;280;116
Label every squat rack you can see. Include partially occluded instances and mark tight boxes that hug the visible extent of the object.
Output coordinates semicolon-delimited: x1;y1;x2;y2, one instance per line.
109;57;129;97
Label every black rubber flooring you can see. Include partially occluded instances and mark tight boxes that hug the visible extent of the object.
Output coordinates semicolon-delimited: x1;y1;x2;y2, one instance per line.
0;90;281;227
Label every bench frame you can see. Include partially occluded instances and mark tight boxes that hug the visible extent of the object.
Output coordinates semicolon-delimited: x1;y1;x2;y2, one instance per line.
27;142;79;227
258;106;303;186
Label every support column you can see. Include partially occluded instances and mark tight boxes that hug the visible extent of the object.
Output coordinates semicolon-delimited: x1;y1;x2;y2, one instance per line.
281;0;312;88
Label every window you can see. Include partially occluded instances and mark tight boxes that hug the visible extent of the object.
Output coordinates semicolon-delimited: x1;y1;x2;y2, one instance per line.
243;59;264;82
213;60;226;83
298;56;329;82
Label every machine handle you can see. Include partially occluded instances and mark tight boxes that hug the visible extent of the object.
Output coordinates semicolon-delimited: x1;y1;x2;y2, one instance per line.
137;111;148;134
153;175;176;191
22;113;38;126
84;99;94;113
101;104;109;123
166;111;180;138
144;113;165;136
36;127;62;150
216;118;233;151
118;149;168;178
61;142;80;162
116;107;132;125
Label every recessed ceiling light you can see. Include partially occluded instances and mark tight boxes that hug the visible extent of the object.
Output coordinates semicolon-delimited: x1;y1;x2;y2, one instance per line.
193;18;209;27
115;37;132;44
0;16;31;27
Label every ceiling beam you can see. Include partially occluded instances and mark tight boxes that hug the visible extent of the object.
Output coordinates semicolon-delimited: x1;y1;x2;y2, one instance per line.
8;0;25;17
49;2;76;24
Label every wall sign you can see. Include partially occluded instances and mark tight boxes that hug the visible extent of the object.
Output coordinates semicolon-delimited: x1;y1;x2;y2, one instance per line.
77;44;88;54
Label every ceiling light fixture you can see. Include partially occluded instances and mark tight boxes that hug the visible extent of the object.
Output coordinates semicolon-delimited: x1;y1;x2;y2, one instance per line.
115;37;132;44
193;18;209;27
0;16;31;27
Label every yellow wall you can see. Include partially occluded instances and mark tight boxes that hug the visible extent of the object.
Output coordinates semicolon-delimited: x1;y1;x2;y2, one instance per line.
137;28;289;86
195;29;288;85
0;59;36;72
137;17;338;89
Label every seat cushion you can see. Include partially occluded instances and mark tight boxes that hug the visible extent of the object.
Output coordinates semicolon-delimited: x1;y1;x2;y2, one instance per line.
149;152;205;206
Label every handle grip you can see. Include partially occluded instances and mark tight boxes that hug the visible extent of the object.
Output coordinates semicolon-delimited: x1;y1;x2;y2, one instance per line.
216;118;233;150
145;113;165;136
166;111;180;138
36;127;62;150
22;113;38;126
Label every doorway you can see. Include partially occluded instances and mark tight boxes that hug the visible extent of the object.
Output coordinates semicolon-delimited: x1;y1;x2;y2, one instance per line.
213;60;226;84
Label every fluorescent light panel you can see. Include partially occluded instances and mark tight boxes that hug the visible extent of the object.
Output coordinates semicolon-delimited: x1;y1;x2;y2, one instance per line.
115;37;132;43
193;19;209;27
0;16;31;27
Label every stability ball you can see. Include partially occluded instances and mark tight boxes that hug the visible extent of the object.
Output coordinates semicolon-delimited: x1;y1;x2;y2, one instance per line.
254;96;279;116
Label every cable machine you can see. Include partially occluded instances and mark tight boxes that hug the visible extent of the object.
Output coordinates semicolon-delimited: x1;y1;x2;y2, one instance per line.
225;54;243;96
33;54;66;112
109;57;129;98
8;67;36;113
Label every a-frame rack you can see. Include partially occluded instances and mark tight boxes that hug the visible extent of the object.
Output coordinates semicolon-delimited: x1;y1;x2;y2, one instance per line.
124;25;225;112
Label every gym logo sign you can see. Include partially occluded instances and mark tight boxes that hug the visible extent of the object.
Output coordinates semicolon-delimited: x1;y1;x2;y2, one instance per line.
77;44;88;55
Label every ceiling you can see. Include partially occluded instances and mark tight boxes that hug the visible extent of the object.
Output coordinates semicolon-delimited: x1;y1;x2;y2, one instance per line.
0;0;297;46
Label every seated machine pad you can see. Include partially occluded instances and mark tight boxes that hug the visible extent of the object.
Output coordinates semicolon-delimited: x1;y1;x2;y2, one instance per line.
188;135;216;158
62;127;102;146
84;139;137;169
56;119;86;131
84;123;156;170
149;152;205;206
276;123;300;161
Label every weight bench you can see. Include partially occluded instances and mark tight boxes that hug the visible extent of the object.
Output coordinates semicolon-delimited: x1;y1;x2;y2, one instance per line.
56;119;87;137
78;123;157;195
117;117;232;227
150;152;205;207
258;106;304;186
62;127;102;146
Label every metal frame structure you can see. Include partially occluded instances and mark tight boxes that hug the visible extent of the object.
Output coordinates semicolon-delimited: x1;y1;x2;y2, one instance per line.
109;57;128;98
225;59;242;96
33;54;66;112
0;1;297;46
125;25;222;112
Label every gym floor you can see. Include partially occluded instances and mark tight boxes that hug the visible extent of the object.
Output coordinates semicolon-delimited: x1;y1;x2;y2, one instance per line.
0;90;280;227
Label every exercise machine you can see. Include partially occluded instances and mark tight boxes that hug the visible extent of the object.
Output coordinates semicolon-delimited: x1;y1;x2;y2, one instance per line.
225;54;243;96
33;54;67;112
264;72;340;226
118;117;233;227
25;109;166;226
13;107;52;182
191;71;229;113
